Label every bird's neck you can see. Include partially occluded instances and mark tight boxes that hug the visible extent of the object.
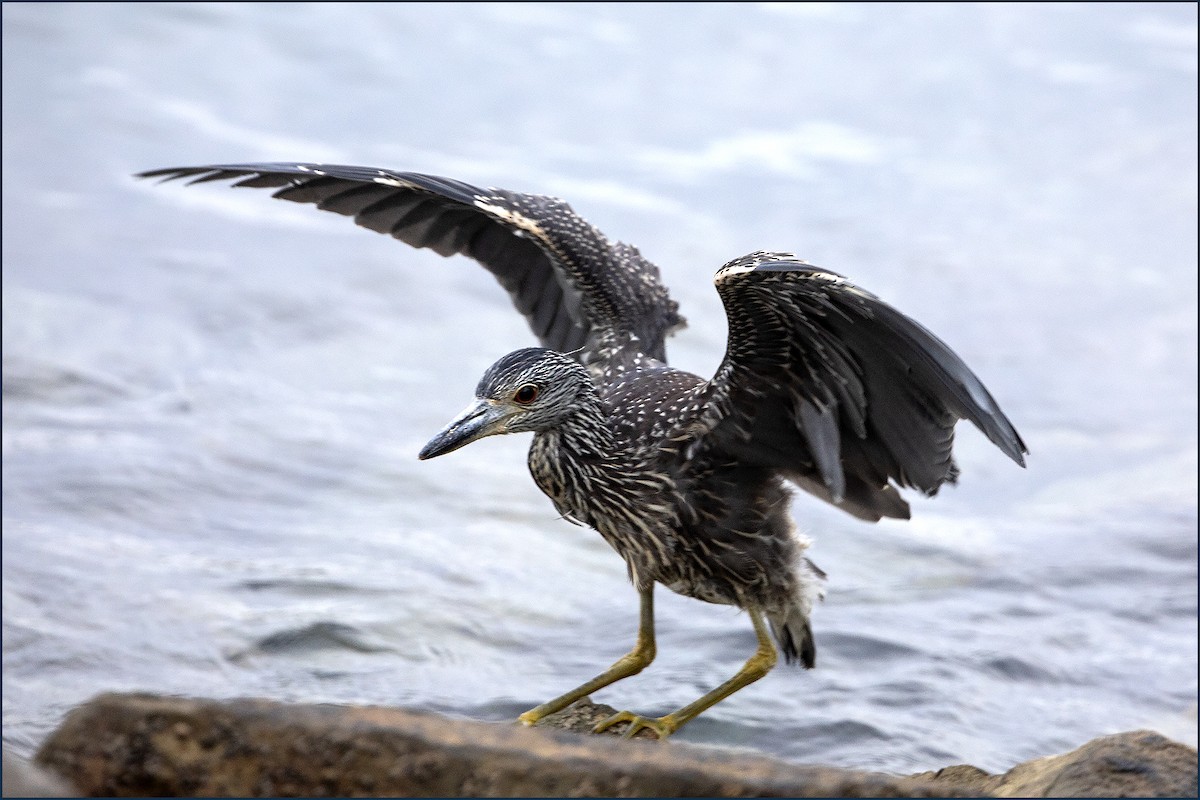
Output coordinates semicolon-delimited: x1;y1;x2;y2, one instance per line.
537;384;615;460
527;385;620;530
556;388;614;455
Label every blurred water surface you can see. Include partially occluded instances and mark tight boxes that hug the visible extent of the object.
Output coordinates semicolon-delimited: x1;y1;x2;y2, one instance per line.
3;2;1196;773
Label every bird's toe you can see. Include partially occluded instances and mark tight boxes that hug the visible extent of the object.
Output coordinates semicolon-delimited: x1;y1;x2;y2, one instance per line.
593;709;676;740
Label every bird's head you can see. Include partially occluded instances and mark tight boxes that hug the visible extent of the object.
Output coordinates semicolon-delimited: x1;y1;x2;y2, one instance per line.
418;348;594;460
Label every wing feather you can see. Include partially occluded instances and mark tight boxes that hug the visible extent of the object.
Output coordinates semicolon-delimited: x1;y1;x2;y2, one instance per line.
137;163;683;360
685;252;1026;522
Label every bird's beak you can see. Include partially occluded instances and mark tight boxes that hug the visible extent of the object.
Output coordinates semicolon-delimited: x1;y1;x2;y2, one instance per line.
418;398;510;460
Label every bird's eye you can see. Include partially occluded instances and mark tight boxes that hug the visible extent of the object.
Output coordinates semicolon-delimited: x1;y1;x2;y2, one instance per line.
513;384;539;404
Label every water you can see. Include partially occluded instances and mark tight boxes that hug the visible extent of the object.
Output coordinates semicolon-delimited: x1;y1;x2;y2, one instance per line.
3;2;1196;774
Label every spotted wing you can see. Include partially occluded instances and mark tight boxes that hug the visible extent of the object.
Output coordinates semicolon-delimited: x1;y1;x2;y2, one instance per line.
684;252;1027;522
137;163;684;360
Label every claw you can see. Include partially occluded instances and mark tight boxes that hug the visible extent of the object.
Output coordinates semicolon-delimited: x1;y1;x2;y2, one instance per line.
593;709;677;740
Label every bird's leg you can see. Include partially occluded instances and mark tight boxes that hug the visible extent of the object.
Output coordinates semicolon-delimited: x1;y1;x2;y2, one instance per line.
517;586;657;727
594;607;777;740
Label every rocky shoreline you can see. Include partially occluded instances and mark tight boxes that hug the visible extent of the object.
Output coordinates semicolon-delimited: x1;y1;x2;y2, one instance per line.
6;693;1196;797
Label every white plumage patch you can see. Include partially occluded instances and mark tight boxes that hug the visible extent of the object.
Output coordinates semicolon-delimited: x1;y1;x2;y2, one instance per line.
474;199;549;241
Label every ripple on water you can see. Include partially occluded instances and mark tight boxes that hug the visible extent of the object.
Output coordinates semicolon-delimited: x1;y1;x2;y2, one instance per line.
817;631;928;662
2;357;134;407
230;621;394;662
981;654;1065;684
791;717;892;747
233;578;388;597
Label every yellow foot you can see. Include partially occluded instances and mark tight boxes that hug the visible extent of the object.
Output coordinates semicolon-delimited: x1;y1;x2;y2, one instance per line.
593;709;678;740
517;695;597;728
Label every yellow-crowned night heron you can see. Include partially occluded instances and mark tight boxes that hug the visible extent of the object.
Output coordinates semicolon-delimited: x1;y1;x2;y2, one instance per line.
139;163;1028;739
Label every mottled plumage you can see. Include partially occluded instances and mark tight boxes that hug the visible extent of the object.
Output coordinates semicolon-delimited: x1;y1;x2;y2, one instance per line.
140;163;1028;739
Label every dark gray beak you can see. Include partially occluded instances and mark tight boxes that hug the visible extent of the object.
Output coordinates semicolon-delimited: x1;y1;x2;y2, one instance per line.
418;399;509;460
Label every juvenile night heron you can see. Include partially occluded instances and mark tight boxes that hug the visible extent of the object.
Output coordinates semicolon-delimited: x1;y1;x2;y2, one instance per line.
140;163;1028;739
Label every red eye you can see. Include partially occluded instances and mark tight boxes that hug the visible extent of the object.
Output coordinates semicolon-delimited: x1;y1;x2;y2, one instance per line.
514;384;539;404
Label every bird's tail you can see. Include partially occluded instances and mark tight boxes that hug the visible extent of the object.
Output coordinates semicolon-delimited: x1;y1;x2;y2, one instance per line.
768;609;817;668
768;556;826;669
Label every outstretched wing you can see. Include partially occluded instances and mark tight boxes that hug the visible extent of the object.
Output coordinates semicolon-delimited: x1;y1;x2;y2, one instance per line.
137;163;684;362
685;252;1027;522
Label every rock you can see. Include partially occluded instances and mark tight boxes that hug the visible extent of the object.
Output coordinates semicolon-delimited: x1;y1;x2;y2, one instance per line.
914;730;1200;798
528;696;660;739
32;693;957;797
31;693;1198;798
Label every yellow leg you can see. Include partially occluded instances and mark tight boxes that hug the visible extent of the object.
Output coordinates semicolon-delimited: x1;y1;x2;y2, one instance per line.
517;586;657;727
594;607;778;740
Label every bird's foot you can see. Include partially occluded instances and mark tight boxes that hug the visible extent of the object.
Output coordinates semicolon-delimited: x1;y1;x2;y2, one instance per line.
516;695;596;728
593;709;678;740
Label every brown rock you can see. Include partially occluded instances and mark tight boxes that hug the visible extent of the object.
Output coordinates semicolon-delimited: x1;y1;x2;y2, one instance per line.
33;693;956;797
32;693;1198;798
914;730;1198;798
527;696;660;739
1006;730;1188;797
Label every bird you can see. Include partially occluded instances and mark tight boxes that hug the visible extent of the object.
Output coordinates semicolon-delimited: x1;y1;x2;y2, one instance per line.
138;162;1028;740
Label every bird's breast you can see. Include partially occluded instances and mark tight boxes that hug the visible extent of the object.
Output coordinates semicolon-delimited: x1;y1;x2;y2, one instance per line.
527;433;681;575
